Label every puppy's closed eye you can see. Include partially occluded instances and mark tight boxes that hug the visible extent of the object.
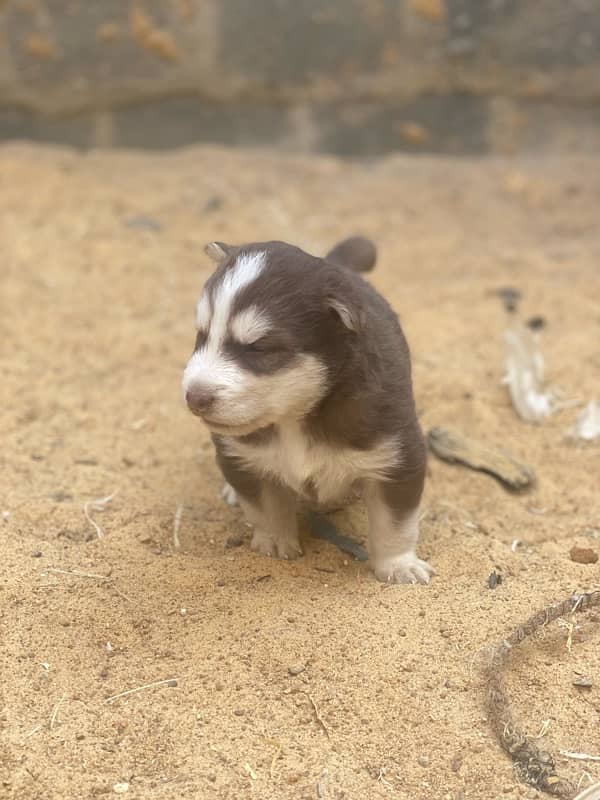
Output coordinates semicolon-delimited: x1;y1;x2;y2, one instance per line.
226;333;294;374
243;336;278;353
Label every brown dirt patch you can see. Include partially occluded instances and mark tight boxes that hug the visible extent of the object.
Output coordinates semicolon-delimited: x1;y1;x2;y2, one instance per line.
1;144;599;800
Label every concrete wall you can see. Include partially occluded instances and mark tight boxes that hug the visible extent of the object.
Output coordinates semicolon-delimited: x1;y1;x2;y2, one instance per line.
1;0;599;155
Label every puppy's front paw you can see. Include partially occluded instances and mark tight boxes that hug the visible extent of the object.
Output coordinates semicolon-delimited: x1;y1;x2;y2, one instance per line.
250;529;302;560
221;483;239;507
373;552;434;585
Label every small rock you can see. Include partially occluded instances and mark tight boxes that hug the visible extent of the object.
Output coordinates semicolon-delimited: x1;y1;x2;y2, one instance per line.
125;215;162;232
526;315;546;331
572;675;593;688
113;783;129;794
216;579;226;587
450;753;463;772
288;664;305;676
203;195;223;213
487;570;502;589
417;755;431;767
225;535;243;549
52;491;73;502
31;550;43;558
569;545;599;564
233;708;244;716
494;286;522;313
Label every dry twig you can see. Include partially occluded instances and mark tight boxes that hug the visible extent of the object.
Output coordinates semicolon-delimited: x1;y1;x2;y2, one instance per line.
173;504;183;549
83;491;118;539
104;677;179;704
561;753;600;763
46;567;133;604
303;692;331;739
49;692;67;729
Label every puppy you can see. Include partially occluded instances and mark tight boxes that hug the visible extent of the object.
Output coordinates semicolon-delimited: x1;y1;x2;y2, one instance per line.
182;237;433;584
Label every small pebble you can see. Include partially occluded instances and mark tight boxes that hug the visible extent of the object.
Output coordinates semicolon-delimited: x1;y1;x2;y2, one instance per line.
233;708;244;716
203;195;223;213
216;579;226;587
569;545;598;564
113;783;129;795
31;550;42;558
450;754;463;772
487;570;502;589
288;664;305;676
52;491;73;502
572;675;593;688
417;755;430;767
494;286;521;313
125;215;162;232
225;535;243;549
526;315;546;331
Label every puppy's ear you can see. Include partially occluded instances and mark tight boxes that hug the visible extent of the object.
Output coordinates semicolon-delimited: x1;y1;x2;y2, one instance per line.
325;236;376;273
204;241;235;264
326;296;364;332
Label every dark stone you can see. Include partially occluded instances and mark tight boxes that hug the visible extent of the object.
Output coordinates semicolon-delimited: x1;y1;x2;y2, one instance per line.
487;570;502;589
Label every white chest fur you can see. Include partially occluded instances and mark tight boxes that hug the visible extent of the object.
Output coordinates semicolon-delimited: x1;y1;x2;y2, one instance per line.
223;421;400;506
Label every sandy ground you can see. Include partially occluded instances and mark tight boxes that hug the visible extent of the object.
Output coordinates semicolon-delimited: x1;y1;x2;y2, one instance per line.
1;144;599;800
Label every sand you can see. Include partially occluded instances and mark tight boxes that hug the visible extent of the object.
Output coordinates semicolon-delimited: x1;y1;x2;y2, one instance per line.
1;143;599;800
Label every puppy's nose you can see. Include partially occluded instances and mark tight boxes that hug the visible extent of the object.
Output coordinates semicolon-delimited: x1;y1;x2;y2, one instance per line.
186;384;215;414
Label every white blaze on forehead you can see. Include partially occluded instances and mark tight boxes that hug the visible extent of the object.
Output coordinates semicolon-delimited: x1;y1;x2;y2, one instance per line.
184;251;267;397
208;251;266;348
195;292;211;331
230;306;272;344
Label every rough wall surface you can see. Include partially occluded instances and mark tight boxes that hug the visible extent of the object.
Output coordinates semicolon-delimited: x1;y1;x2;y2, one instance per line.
0;0;599;154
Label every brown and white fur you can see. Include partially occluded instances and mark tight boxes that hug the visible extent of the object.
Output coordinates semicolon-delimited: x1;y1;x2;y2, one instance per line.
182;237;433;584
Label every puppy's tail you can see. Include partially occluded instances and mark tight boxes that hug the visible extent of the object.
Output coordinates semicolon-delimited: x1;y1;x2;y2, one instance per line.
325;236;376;273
